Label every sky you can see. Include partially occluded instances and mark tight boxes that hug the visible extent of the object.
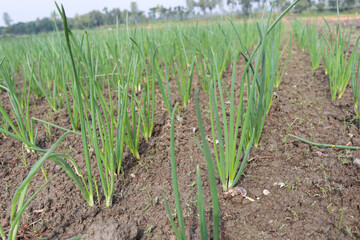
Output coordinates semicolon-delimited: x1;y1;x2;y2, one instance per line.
0;0;186;27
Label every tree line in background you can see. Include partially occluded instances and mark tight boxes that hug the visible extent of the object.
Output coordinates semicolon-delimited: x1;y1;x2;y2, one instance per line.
1;0;359;36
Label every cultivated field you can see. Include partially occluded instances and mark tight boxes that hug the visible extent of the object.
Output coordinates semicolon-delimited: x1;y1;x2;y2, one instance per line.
0;3;360;240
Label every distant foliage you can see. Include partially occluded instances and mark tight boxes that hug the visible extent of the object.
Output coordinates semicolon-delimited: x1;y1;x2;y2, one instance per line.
2;0;359;36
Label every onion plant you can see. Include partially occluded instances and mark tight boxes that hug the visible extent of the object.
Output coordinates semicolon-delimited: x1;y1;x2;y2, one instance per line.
0;60;37;153
200;49;256;188
351;55;360;126
154;53;173;115
172;28;196;107
130;38;156;142
0;115;99;210
195;55;211;93
307;22;322;70
57;4;95;206
267;22;292;88
195;49;254;191
60;40;81;131
248;21;283;144
321;1;360;100
138;65;156;143
0;133;68;240
292;19;307;51
0;107;9;134
164;103;220;240
117;49;142;160
195;0;300;191
172;56;196;107
123;73;141;160
57;3;129;207
25;48;65;111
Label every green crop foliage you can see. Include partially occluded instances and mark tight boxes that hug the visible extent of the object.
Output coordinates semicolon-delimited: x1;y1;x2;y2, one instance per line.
292;19;307;51
0;133;68;240
195;0;300;191
307;22;323;70
0;58;38;153
351;54;360;126
321;0;360;100
164;103;220;240
271;22;292;88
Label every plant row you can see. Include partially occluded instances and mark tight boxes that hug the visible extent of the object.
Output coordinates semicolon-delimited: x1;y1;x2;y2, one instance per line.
0;1;298;239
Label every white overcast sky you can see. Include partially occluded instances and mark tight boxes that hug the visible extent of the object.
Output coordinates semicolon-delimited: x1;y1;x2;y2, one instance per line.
0;0;186;27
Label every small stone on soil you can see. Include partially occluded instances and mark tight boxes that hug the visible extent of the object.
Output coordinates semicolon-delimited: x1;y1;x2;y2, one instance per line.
353;158;360;168
263;189;270;196
224;187;247;199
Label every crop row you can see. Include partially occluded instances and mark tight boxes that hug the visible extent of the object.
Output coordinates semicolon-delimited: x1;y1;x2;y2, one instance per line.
292;3;360;124
7;0;360;239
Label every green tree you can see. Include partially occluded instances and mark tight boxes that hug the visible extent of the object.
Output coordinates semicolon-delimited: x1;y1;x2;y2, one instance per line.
328;0;337;8
316;2;325;11
227;0;237;11
276;0;291;11
130;1;139;23
3;12;12;26
239;0;252;15
208;0;218;12
198;0;208;14
121;9;130;22
110;8;122;24
294;0;310;12
88;10;105;27
174;6;186;19
186;0;196;14
73;14;82;29
148;7;157;20
103;7;111;25
157;5;168;19
343;0;355;7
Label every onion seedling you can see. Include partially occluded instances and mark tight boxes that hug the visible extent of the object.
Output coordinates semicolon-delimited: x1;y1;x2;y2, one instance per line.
195;55;211;93
195;0;300;191
25;50;65;111
0;122;97;208
351;54;360;127
0;133;68;240
171;27;196;108
307;22;322;70
56;3;96;206
291;19;307;51
244;0;300;147
267;22;292;88
195;49;254;191
0;60;37;153
137;66;156;143
130;37;156;143
122;55;142;160
154;52;173;115
164;103;220;240
163;103;185;240
321;1;360;100
57;3;129;207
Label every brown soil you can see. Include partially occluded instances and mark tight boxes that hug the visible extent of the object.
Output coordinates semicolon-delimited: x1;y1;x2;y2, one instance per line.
1;38;359;240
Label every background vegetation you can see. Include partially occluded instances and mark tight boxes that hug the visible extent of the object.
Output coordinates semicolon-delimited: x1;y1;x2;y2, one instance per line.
1;0;360;36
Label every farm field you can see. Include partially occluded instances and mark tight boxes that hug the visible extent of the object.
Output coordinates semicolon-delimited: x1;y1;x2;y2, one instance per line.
0;5;360;240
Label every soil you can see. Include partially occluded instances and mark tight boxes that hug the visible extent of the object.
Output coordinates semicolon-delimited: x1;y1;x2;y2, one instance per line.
1;30;360;239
